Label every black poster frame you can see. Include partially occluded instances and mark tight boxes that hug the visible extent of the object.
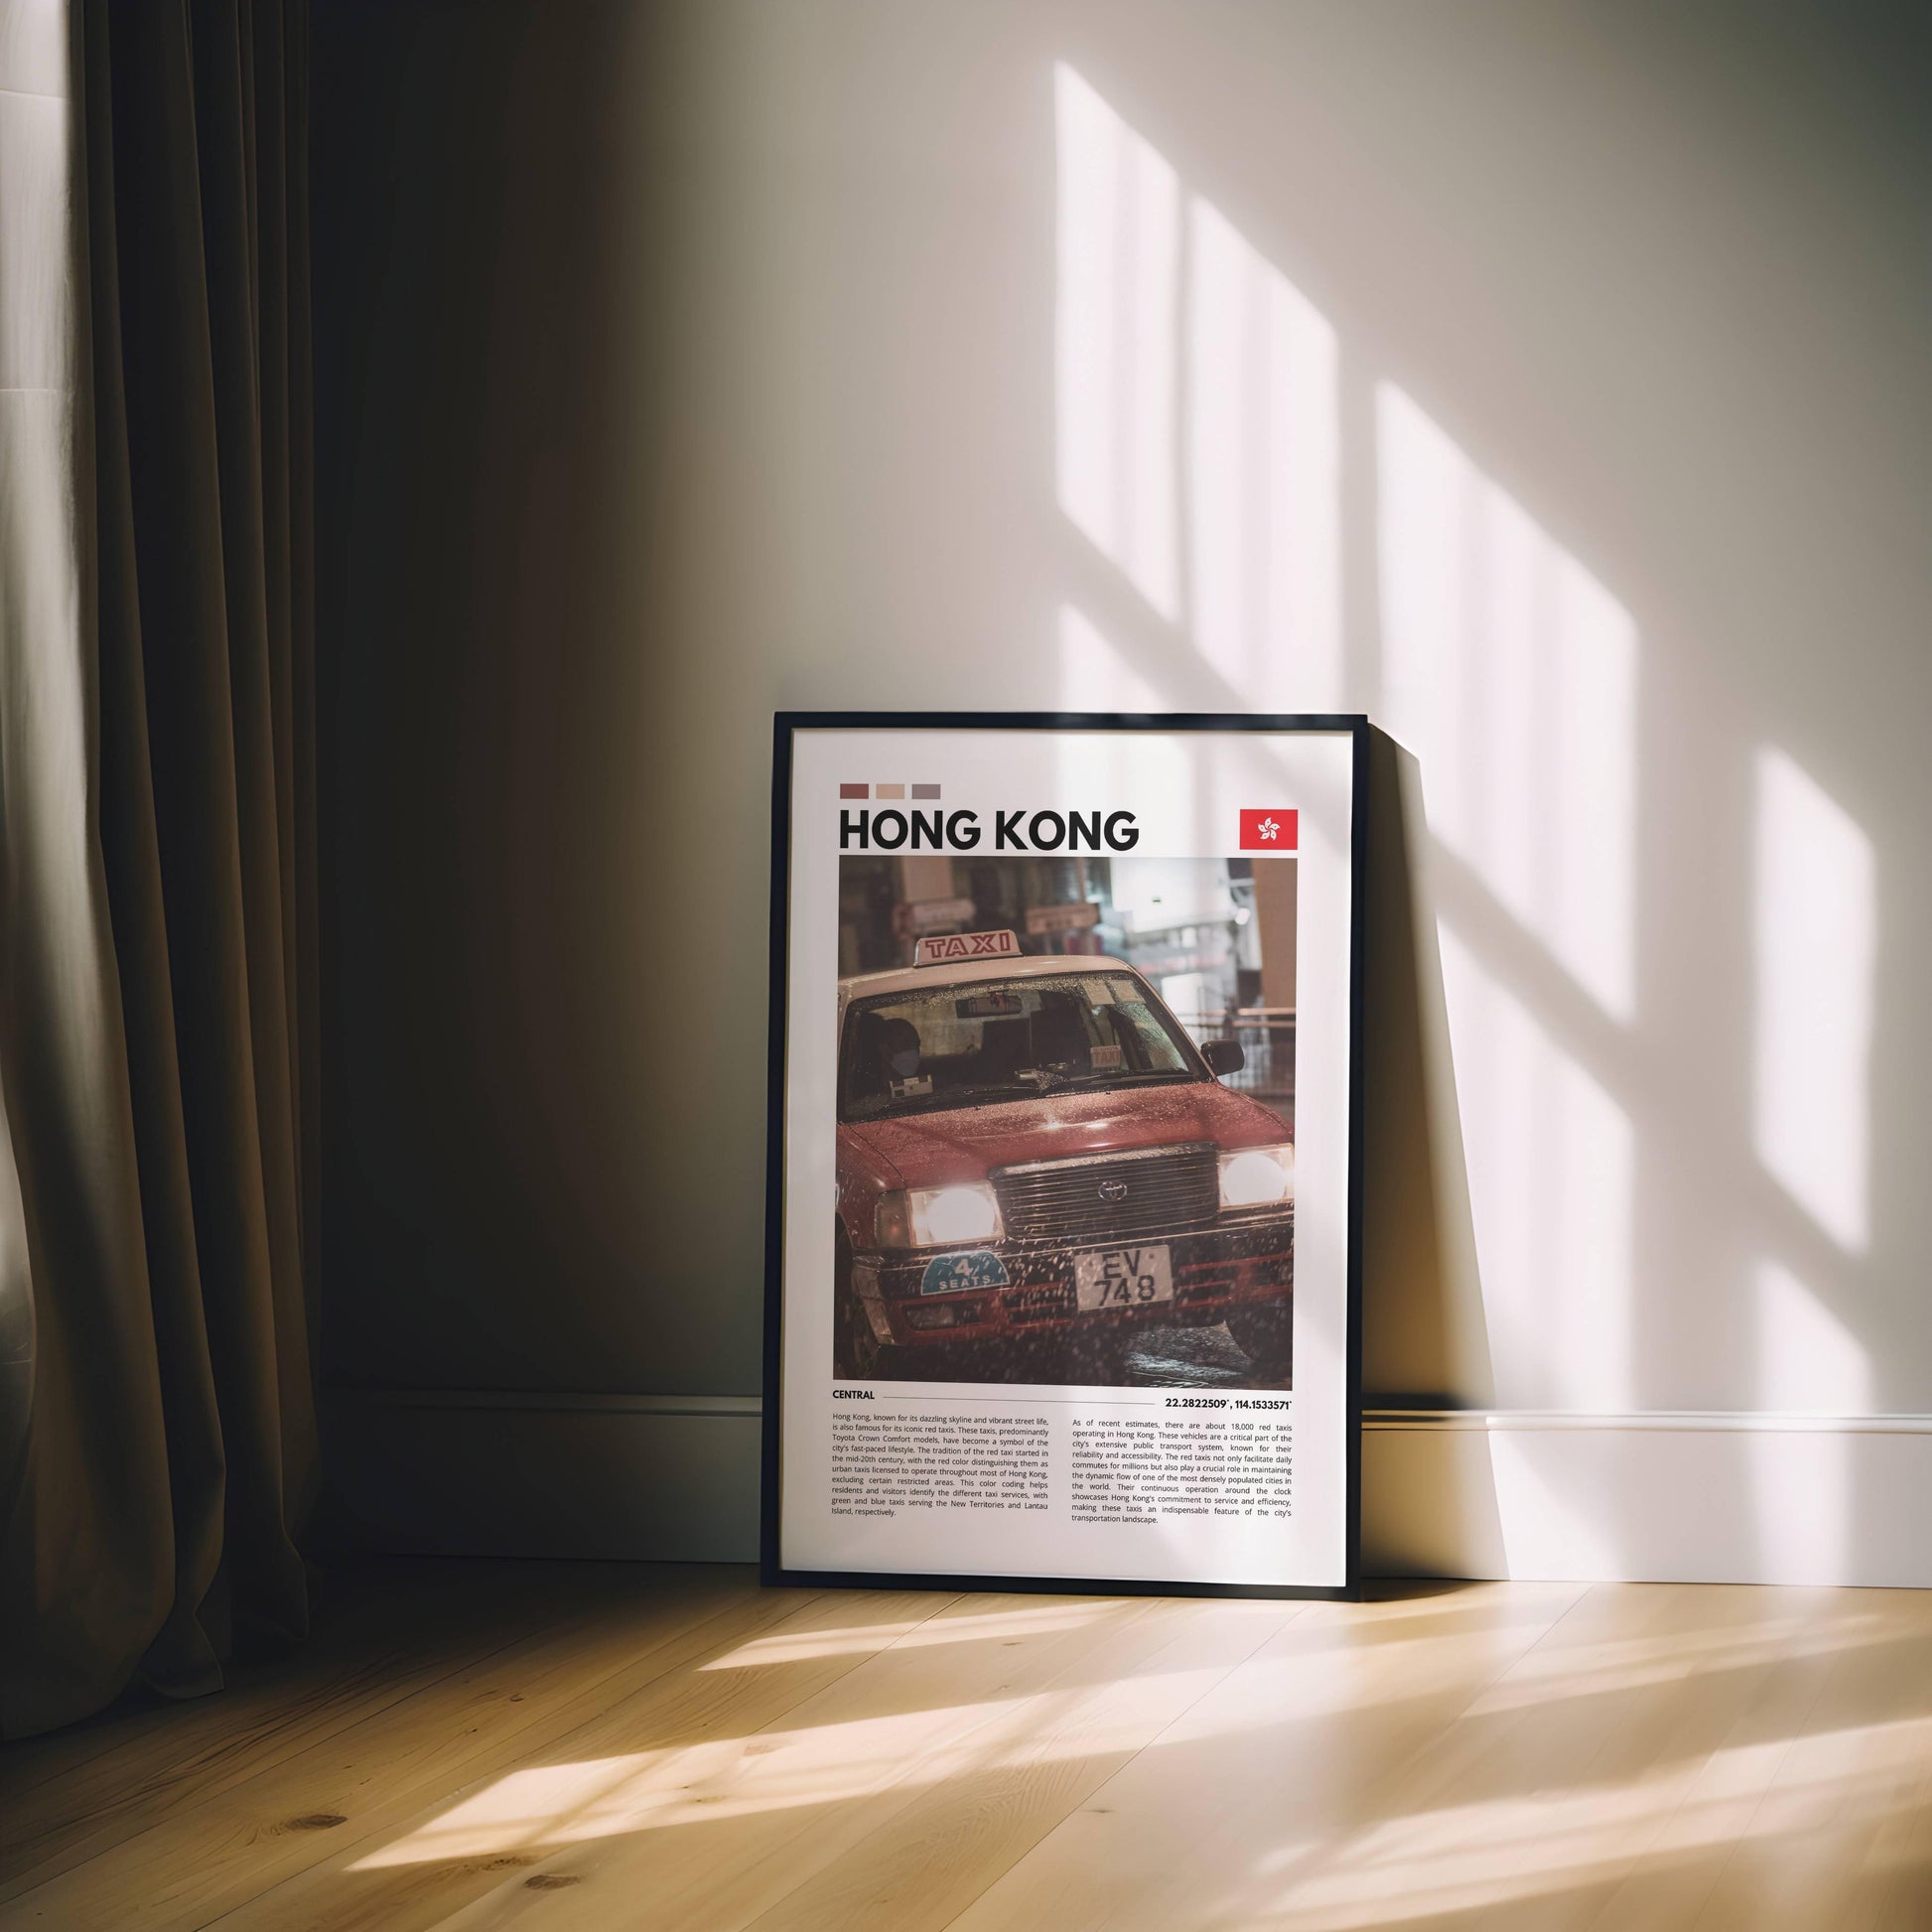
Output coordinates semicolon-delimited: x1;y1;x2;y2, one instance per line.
761;712;1368;1600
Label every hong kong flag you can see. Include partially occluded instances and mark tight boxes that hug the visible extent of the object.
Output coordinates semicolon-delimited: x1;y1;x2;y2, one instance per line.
1239;808;1299;852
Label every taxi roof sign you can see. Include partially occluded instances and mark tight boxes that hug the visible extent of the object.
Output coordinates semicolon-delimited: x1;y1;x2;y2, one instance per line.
913;928;1021;967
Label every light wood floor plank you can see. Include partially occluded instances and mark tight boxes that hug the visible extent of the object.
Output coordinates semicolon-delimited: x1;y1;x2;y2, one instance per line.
0;1560;584;1894
196;1586;946;1932
0;1570;750;1928
6;1566;1930;1932
408;1592;1195;1931
1682;1589;1932;1932
0;1561;452;1800
1308;1583;1857;1931
944;1582;1592;1931
738;1595;1302;1932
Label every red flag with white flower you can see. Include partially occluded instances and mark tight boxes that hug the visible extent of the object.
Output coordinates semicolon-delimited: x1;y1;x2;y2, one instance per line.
1238;809;1298;852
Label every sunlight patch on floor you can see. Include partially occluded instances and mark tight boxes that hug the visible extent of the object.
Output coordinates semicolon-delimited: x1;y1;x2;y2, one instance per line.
700;1600;1112;1670
350;1665;1239;1868
1237;1714;1932;1930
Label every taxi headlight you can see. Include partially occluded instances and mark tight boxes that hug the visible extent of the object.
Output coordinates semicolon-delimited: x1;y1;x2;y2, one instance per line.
1218;1143;1294;1209
876;1183;1004;1249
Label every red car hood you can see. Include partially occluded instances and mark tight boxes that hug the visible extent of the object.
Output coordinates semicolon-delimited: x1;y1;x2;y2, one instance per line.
845;1080;1290;1185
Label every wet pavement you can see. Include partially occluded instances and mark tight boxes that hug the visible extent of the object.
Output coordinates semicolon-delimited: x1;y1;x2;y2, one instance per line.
1118;1320;1290;1390
882;1317;1291;1392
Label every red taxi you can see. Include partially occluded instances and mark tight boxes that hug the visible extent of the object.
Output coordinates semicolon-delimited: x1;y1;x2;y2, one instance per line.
833;930;1294;1382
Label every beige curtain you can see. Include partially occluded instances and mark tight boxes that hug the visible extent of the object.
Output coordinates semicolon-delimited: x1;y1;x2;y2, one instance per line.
0;0;317;1738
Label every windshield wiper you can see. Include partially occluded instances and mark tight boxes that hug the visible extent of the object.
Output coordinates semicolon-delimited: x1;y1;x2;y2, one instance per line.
897;1081;1043;1108
1012;1066;1072;1093
848;1065;1199;1119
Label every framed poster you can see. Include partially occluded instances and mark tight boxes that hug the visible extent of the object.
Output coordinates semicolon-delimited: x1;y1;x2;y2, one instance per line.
762;713;1366;1598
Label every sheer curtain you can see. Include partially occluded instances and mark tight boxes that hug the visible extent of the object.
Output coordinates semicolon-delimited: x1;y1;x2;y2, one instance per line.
0;0;318;1738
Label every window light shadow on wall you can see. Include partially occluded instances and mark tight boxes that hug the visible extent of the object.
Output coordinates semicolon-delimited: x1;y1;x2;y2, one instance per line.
1752;748;1875;1256
1052;61;1886;1595
1437;924;1633;1417
1377;385;1638;1028
1373;381;1642;1469
1187;201;1341;713
1751;1258;1871;1583
1747;750;1874;1577
1056;63;1341;713
1054;66;1639;1442
1055;65;1179;621
1755;1259;1871;1418
1060;603;1168;711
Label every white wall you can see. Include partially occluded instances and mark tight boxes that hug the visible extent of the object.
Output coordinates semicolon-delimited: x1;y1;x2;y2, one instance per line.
316;0;1932;1584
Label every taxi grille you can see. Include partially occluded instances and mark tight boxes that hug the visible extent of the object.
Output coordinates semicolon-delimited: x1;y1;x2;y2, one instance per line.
993;1144;1219;1247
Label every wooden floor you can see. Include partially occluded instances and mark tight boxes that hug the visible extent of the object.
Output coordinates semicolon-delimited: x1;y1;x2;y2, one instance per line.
4;1564;1932;1930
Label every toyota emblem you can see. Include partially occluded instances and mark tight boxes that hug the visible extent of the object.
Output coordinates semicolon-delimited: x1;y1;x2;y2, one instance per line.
1098;1177;1130;1202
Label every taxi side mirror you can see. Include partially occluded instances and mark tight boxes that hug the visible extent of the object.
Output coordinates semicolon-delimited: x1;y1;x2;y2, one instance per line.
1202;1037;1246;1076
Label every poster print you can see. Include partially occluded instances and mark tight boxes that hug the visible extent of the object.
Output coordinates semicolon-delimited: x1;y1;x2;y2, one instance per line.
763;715;1365;1598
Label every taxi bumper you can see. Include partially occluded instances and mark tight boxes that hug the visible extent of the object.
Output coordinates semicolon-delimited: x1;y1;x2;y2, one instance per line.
856;1215;1292;1348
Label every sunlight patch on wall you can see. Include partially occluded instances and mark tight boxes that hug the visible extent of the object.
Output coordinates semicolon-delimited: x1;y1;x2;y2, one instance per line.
1752;749;1875;1254
1055;65;1178;618
1186;201;1341;710
1484;1430;1618;1583
1754;1260;1870;1415
1747;1260;1870;1584
1056;67;1346;714
1746;1429;1856;1588
1378;385;1637;1023
1059;603;1167;711
1438;924;1633;1412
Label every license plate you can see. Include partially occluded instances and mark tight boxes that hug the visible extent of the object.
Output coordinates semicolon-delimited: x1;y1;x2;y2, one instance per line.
1073;1245;1173;1311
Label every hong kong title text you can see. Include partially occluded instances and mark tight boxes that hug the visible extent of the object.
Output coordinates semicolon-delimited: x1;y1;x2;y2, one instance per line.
839;807;1141;853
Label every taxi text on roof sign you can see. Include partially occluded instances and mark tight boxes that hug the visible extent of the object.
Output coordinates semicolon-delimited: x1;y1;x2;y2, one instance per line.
914;929;1021;966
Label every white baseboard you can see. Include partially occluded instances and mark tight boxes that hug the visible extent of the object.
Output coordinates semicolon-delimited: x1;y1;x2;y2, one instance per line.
1363;1409;1932;1587
321;1392;1932;1587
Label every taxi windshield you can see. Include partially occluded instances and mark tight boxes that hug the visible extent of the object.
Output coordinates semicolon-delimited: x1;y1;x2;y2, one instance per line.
839;972;1203;1122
